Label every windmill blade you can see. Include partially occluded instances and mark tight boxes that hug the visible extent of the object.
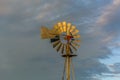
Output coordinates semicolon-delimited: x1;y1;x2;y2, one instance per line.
55;28;62;34
58;22;64;32
70;26;76;32
71;41;80;48
60;27;64;33
62;21;67;32
61;44;65;54
53;40;60;48
70;42;77;51
67;22;71;26
65;44;73;54
54;25;58;29
73;34;80;39
51;38;59;43
69;46;73;54
73;39;80;43
50;36;60;43
67;23;71;35
56;43;62;52
54;24;62;34
72;29;79;35
53;25;59;34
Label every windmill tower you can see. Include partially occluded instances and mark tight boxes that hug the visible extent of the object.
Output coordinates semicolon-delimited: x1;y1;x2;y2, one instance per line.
41;21;80;80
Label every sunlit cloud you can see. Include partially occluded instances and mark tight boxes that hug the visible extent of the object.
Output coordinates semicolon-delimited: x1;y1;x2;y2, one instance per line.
96;0;120;27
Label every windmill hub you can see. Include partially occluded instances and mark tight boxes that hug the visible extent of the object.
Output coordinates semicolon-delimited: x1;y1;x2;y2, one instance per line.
60;32;68;44
60;33;73;44
65;35;73;41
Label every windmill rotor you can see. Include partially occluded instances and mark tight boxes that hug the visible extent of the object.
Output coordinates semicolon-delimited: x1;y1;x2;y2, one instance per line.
44;21;81;55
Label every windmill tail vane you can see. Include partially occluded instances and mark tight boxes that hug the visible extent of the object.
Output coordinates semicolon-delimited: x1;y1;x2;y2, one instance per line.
41;21;80;80
41;26;56;39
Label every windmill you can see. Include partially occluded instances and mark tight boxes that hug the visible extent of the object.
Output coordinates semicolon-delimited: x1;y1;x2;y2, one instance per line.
41;21;80;80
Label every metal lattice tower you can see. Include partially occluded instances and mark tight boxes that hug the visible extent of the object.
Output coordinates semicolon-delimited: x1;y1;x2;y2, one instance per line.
41;21;80;80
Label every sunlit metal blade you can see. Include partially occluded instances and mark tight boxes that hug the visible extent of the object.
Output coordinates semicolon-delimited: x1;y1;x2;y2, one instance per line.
72;29;79;35
58;29;63;34
53;25;61;34
70;43;77;51
70;26;76;32
56;43;62;52
61;44;65;54
58;22;64;32
53;40;60;48
54;24;62;34
63;21;67;32
67;23;71;35
73;34;80;39
60;27;64;33
50;36;59;43
54;25;58;29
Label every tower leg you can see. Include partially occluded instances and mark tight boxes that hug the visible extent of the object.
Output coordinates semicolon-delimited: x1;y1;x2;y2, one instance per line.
66;56;71;80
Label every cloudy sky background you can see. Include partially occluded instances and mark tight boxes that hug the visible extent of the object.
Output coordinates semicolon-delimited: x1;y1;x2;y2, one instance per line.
0;0;120;80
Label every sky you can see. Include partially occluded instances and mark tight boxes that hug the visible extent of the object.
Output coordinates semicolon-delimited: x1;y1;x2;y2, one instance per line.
0;0;120;80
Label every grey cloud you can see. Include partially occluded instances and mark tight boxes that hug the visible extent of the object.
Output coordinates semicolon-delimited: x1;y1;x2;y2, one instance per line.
0;0;119;80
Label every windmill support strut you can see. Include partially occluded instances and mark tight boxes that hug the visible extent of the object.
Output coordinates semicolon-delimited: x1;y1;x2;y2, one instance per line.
62;54;77;80
62;41;77;80
66;56;71;80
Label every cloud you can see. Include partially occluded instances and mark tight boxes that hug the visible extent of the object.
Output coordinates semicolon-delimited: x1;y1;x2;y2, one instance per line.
96;0;120;27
